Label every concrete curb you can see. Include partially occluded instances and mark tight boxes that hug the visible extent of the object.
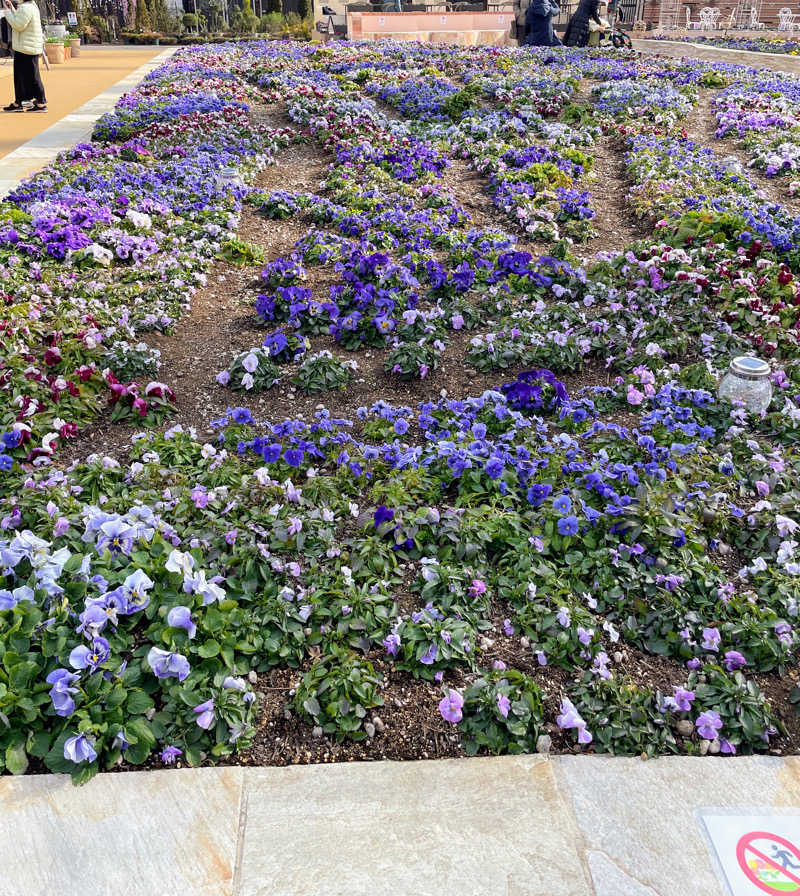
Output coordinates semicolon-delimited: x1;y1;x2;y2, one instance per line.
634;38;800;75
0;755;798;895
0;48;176;199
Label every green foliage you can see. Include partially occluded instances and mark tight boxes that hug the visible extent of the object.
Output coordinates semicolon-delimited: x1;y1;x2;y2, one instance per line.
135;0;153;31
293;648;384;741
233;0;259;33
217;237;265;267
292;351;355;394
689;667;780;754
460;668;545;755
570;677;678;757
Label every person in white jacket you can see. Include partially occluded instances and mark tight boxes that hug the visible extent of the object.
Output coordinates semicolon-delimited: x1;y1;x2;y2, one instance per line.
2;0;47;112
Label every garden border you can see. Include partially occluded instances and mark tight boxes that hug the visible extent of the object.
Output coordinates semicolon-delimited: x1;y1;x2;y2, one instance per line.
634;38;800;75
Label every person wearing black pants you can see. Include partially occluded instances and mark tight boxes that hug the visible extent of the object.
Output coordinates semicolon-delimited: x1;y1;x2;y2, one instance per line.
2;0;47;113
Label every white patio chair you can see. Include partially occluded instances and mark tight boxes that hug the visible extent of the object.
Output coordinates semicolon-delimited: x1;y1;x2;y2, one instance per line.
778;6;800;30
749;6;765;27
685;6;702;27
699;6;716;28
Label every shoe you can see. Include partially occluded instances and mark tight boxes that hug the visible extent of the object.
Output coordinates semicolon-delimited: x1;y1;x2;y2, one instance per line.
28;103;47;112
2;102;23;112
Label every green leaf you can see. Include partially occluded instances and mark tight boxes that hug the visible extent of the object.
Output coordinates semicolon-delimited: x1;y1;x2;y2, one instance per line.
28;729;51;759
197;641;220;659
127;717;156;747
221;645;235;670
125;690;154;715
5;741;28;775
303;696;320;717
124;740;150;765
72;763;99;786
184;745;203;766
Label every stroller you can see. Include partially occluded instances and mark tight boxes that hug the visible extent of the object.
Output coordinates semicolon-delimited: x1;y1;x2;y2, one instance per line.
597;2;632;48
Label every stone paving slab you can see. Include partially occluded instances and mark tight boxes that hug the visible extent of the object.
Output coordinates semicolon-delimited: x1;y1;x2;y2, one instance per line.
0;757;798;895
558;756;800;896
237;756;592;896
0;767;244;896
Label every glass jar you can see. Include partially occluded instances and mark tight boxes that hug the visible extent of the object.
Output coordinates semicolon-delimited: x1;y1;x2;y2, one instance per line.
217;167;244;189
718;356;773;414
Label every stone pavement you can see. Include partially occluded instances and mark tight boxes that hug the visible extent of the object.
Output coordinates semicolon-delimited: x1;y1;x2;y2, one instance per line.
634;38;800;76
0;755;798;896
0;47;173;198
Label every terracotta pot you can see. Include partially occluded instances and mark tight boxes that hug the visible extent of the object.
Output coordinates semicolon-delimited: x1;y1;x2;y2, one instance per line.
63;44;71;59
70;38;81;56
45;43;66;63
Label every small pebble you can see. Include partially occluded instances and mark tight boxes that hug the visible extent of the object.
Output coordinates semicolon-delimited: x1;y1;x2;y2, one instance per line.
312;726;323;739
283;708;292;721
718;543;731;556
536;734;552;754
699;739;710;756
676;720;694;737
364;722;376;739
613;651;623;664
708;738;721;755
373;715;385;734
520;636;531;649
248;670;258;684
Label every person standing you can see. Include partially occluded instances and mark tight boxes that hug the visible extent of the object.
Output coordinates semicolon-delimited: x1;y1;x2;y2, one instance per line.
2;0;47;113
562;0;601;46
587;0;610;44
524;0;562;46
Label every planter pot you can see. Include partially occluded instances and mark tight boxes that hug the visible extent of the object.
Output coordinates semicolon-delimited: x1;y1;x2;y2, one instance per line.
45;43;66;63
63;44;71;59
45;24;67;38
70;38;80;56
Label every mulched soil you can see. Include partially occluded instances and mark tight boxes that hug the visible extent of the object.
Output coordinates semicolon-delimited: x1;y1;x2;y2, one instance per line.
684;86;800;216
55;84;800;765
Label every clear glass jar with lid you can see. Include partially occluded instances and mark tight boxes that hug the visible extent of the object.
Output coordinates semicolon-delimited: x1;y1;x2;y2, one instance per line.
717;356;773;414
217;167;244;189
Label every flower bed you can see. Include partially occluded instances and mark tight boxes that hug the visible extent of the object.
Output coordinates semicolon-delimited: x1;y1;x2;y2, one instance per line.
1;41;799;782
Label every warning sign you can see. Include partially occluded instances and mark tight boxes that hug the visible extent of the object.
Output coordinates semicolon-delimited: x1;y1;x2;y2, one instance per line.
701;814;800;896
737;832;800;894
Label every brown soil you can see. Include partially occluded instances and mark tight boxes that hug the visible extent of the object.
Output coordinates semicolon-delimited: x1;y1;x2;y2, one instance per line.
581;134;652;258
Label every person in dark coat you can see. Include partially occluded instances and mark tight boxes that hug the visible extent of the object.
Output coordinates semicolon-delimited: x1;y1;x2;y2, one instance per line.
524;0;562;46
562;0;601;46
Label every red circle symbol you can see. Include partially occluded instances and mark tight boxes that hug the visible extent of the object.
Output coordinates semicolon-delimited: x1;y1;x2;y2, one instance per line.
737;831;800;895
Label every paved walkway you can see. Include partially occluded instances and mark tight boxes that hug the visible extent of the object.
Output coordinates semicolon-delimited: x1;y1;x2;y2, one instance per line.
634;38;800;75
0;47;172;197
0;756;798;896
0;46;164;161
